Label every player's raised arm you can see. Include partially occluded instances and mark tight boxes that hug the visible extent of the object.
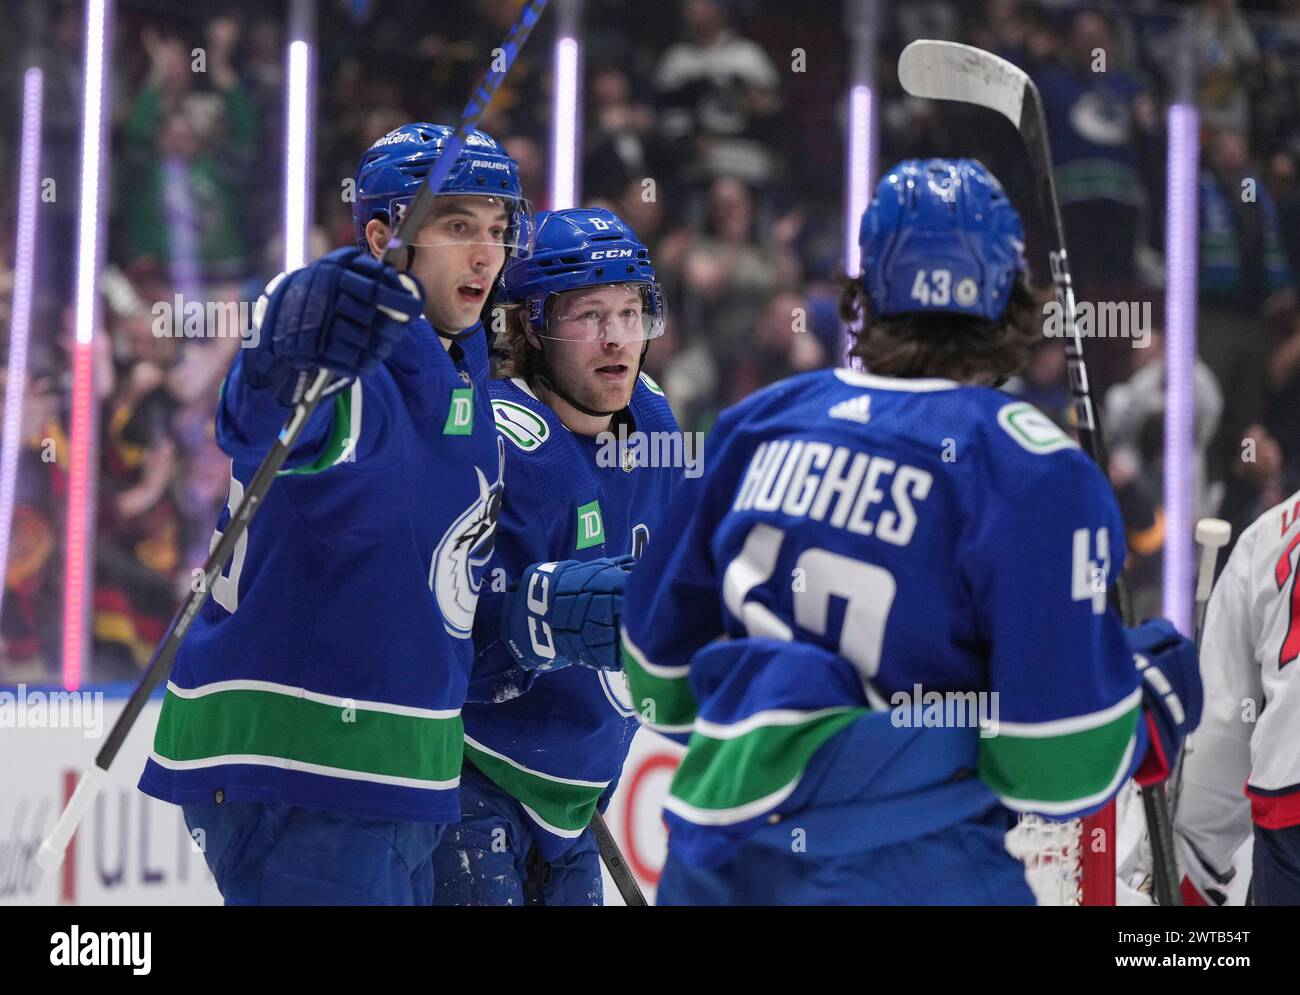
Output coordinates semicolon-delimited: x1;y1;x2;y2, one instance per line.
217;251;422;471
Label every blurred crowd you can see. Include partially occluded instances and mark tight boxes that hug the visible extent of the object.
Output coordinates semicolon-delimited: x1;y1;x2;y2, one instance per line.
2;0;1299;679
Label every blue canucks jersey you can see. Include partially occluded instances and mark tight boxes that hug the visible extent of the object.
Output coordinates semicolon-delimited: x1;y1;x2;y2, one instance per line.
621;367;1152;864
461;372;683;858
139;318;503;824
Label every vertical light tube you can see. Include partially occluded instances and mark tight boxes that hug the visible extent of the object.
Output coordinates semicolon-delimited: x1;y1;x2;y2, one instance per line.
843;84;873;280
284;0;315;271
63;0;113;689
842;0;878;366
1162;14;1200;638
550;0;582;210
1162;101;1200;636
0;67;45;624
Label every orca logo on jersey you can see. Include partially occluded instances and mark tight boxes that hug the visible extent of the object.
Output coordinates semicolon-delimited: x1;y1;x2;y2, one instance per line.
603;524;650;716
599;669;637;717
429;436;506;638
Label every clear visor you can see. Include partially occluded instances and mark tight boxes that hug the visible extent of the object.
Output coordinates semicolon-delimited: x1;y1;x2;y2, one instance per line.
534;283;666;343
391;194;536;257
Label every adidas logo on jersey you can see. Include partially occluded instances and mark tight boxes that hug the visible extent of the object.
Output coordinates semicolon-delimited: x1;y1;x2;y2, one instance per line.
829;395;871;424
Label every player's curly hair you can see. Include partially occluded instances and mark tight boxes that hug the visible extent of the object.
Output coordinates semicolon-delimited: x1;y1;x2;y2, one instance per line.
491;302;541;381
838;274;1043;384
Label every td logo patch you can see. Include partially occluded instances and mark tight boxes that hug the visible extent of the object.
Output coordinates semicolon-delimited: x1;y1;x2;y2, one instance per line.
576;500;605;550
444;388;475;435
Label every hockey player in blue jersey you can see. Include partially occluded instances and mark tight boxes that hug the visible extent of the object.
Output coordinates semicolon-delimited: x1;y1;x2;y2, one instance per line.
620;159;1204;905
430;208;683;905
136;124;606;905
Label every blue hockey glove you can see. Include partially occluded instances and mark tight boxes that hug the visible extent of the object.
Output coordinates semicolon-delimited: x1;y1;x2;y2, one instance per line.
501;555;637;672
244;247;423;401
1125;618;1203;785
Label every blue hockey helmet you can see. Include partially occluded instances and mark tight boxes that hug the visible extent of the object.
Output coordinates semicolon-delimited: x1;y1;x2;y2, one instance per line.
352;122;534;256
499;208;665;342
859;159;1025;322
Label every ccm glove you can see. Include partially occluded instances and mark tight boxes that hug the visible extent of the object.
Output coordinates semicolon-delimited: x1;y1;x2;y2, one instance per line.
501;555;637;672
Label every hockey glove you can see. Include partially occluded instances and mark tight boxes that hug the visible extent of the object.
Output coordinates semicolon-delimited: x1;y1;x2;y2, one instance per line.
1125;618;1203;786
501;555;636;672
244;247;423;402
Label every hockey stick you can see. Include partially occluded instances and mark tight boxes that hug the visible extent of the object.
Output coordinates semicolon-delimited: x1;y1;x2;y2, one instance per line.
1165;517;1233;902
591;809;648;906
898;39;1181;906
1171;518;1231;809
1192;518;1231;646
36;0;551;874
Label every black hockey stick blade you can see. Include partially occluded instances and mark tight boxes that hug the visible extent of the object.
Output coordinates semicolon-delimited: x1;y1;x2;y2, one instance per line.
591;810;648;906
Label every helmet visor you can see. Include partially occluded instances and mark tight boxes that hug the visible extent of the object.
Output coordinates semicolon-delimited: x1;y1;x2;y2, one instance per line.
534;283;666;343
390;193;536;257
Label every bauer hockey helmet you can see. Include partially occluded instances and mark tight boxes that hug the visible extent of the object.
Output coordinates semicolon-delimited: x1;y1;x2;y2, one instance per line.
859;159;1025;322
498;208;665;343
351;122;534;257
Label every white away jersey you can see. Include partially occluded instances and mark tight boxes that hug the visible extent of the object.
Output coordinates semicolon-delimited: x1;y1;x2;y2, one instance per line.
1176;490;1300;889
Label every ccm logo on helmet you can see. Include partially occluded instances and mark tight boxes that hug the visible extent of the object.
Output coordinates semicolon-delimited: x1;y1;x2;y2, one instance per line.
590;249;635;260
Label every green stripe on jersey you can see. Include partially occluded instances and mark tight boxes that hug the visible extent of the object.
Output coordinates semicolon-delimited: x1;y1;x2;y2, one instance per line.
152;683;463;785
464;740;606;837
621;635;697;733
279;380;361;476
668;707;865;824
978;696;1142;813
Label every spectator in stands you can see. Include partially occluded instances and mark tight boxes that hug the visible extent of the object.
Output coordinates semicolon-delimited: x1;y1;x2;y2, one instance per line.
1267;149;1300;280
1102;327;1223;616
1198;127;1296;502
1189;0;1261;135
654;0;781;194
120;20;257;280
678;176;799;393
1033;10;1156;294
583;64;658;204
725;289;829;405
